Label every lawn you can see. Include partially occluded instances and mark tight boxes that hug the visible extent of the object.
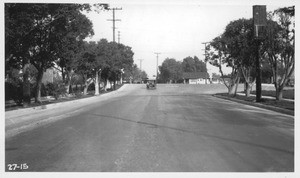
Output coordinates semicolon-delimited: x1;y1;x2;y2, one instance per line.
250;89;294;100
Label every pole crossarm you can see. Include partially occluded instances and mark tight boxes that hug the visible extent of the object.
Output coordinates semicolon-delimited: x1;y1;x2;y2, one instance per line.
107;7;122;42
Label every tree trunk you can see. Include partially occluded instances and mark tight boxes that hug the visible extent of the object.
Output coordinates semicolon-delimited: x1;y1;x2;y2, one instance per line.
65;70;74;94
103;79;108;91
233;77;240;97
22;58;31;107
241;68;250;97
110;81;113;90
95;70;99;95
83;78;93;96
83;84;88;95
113;80;116;90
276;86;284;100
35;70;44;103
61;67;65;81
66;79;71;94
245;82;251;97
69;84;73;94
272;58;279;100
227;76;240;96
83;74;91;95
228;85;236;95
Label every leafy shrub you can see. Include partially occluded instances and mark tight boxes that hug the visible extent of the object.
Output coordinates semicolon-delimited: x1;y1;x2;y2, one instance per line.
74;90;83;98
51;82;67;100
5;81;23;105
41;81;67;100
88;83;95;91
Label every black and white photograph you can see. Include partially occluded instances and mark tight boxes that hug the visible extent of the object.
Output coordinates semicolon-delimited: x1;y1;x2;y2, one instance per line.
1;0;298;177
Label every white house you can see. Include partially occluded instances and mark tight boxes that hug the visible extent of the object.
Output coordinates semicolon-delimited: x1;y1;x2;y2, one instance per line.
182;72;210;84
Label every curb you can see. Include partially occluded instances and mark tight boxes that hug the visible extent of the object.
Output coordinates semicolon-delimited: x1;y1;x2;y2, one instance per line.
213;95;294;116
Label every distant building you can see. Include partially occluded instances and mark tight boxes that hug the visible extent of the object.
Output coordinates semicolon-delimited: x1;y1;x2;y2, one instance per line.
182;72;210;84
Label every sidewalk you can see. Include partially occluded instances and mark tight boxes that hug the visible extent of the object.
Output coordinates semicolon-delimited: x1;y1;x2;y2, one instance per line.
5;85;128;138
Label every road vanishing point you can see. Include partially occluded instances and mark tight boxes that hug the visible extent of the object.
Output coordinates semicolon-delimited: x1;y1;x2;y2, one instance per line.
5;84;294;172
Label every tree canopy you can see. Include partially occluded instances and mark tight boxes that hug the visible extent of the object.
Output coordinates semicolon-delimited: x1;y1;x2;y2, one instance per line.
182;56;207;73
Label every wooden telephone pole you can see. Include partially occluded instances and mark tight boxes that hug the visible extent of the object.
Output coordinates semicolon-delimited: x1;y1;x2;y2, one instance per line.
107;7;122;42
154;52;161;78
138;59;144;70
253;5;267;102
202;42;210;84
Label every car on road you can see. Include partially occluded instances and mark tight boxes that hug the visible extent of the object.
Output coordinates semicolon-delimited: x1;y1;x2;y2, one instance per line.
146;77;157;89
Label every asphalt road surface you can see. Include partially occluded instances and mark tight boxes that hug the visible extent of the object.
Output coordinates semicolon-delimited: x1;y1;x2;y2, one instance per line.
5;84;294;172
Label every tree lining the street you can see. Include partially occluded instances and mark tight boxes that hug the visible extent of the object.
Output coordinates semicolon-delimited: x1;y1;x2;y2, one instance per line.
182;56;207;73
206;35;241;95
262;7;295;100
122;64;148;83
99;41;135;91
206;6;294;99
5;3;98;104
5;3;137;106
223;18;257;97
159;58;183;83
74;39;135;94
158;56;208;83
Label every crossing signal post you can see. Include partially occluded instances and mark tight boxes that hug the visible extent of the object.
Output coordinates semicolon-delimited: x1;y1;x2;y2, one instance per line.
253;5;266;102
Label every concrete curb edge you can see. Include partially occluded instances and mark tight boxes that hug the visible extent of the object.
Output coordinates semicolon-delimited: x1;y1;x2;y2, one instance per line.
213;94;294;116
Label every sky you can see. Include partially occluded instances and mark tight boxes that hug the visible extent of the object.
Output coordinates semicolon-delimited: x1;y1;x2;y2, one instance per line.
82;0;295;77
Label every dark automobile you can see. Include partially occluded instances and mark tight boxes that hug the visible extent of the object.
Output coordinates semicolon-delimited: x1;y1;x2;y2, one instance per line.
146;77;156;89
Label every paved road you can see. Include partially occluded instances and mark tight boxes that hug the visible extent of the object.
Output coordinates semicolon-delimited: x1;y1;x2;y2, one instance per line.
5;84;294;172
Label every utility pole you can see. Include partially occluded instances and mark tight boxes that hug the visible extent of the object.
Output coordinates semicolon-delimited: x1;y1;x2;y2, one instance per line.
107;7;122;42
118;31;120;44
253;5;266;102
138;59;144;71
202;42;210;84
154;52;161;78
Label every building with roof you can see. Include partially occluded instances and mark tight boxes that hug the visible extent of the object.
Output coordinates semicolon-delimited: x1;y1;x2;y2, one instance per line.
182;72;210;84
